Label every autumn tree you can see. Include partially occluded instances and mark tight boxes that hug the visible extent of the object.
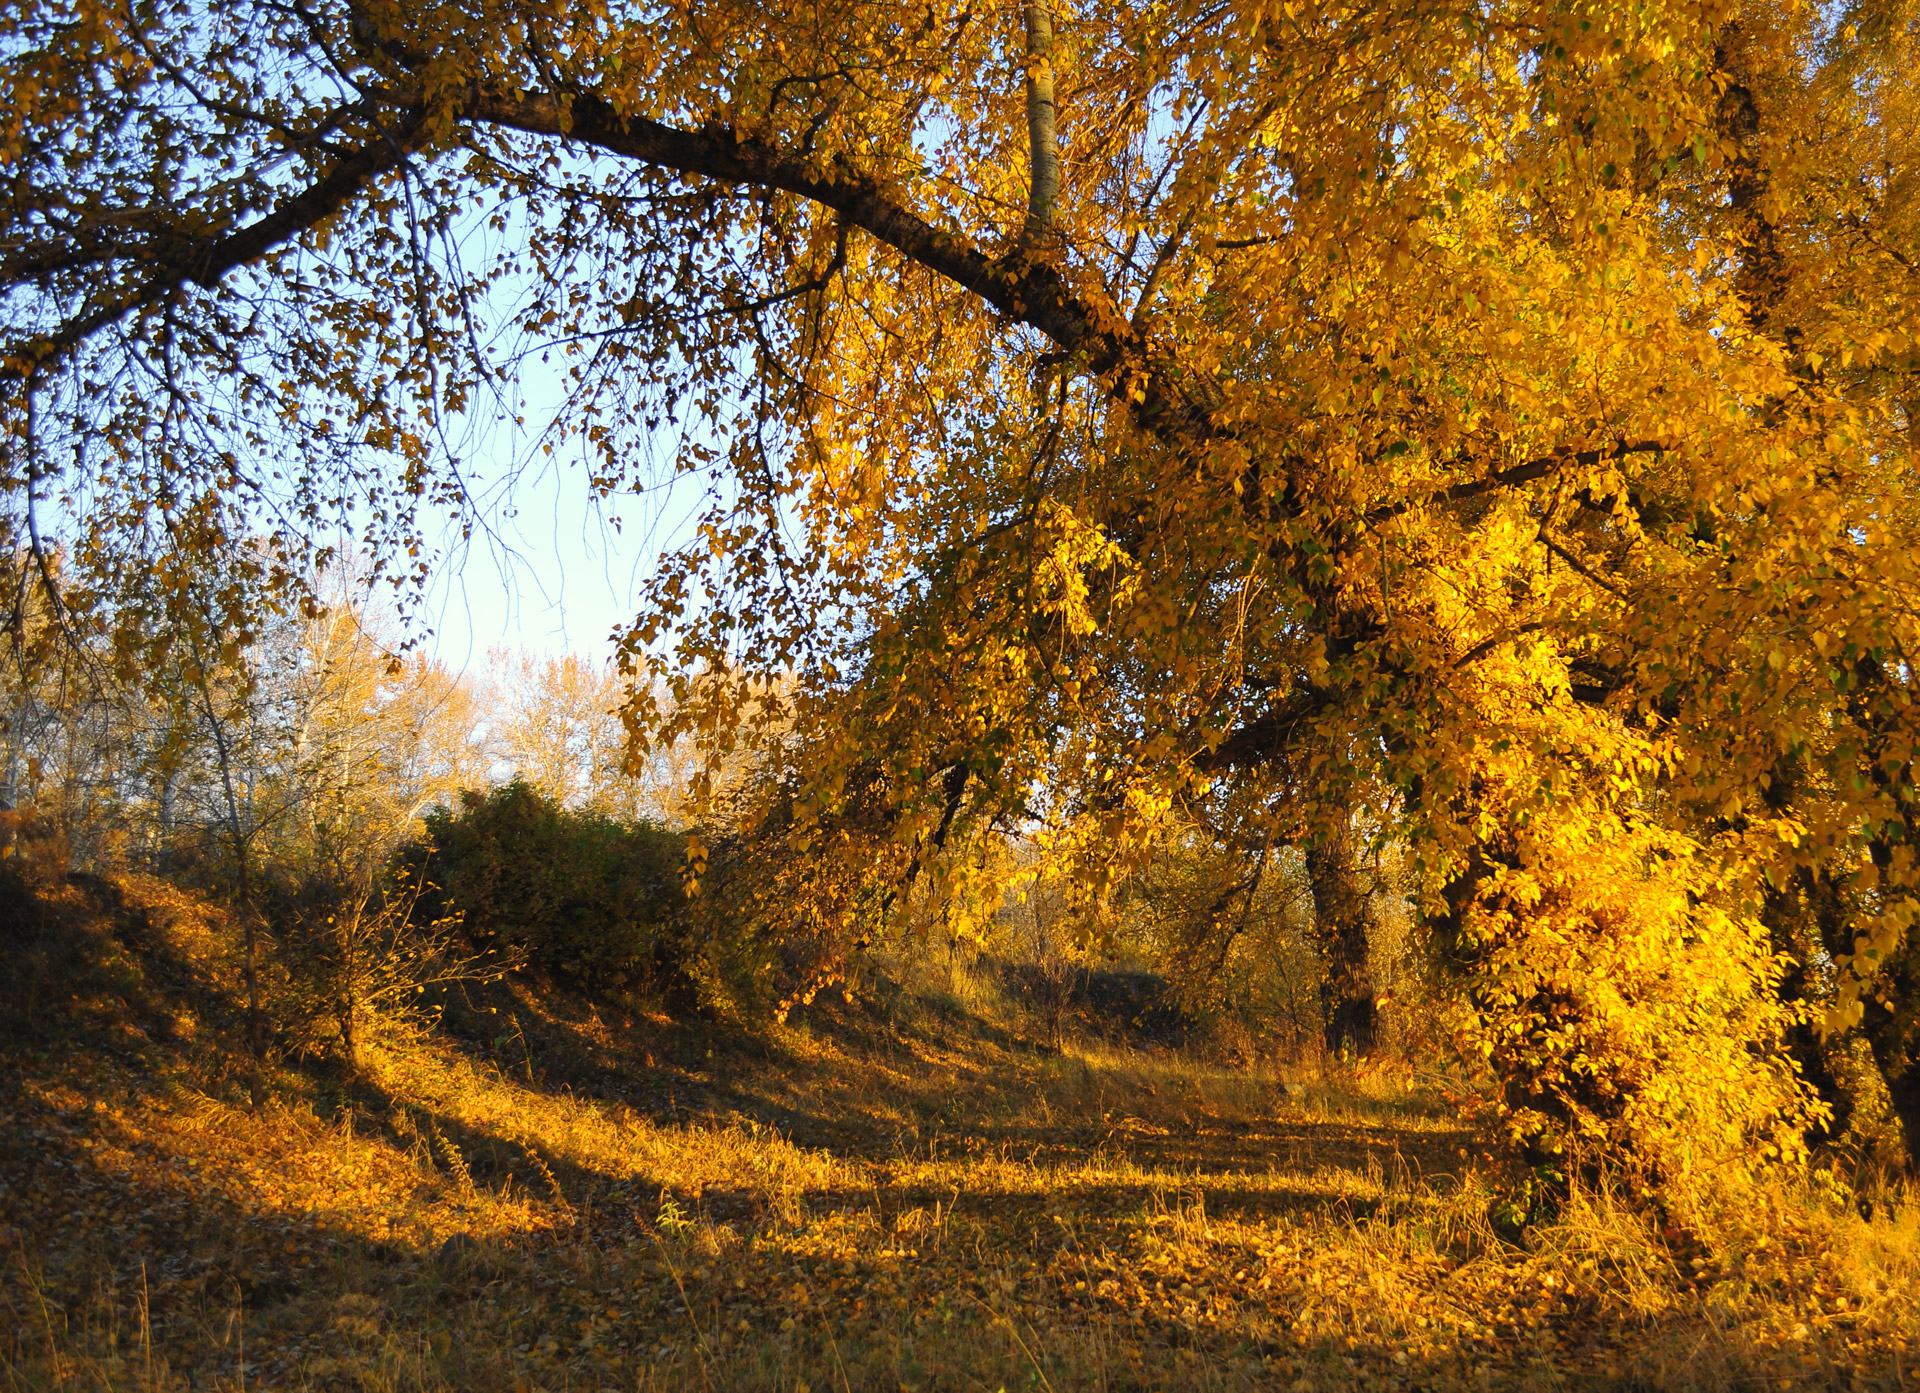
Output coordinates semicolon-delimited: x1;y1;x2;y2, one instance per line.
0;539;500;1071
9;0;1920;1190
289;595;492;889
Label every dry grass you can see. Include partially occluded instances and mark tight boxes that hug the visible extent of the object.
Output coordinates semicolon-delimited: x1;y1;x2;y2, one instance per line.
2;872;1916;1391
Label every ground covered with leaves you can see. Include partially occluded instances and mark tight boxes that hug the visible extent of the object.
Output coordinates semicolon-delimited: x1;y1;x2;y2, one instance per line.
3;871;1916;1391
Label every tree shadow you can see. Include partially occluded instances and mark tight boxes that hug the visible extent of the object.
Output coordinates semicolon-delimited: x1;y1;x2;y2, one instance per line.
1;1031;1899;1393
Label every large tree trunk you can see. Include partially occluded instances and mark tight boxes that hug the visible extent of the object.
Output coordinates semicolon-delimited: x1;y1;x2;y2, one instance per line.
1759;872;1855;1146
1848;659;1920;1173
1753;755;1855;1145
1860;942;1920;1173
1306;817;1376;1056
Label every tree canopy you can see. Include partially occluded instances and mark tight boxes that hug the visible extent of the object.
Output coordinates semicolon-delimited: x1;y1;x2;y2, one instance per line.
9;0;1920;1194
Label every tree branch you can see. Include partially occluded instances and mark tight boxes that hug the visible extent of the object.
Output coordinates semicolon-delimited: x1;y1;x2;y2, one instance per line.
466;90;1222;444
2;107;430;384
1366;440;1665;524
1193;689;1326;772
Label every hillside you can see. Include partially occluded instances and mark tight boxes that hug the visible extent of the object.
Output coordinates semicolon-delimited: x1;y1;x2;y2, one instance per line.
2;860;1916;1392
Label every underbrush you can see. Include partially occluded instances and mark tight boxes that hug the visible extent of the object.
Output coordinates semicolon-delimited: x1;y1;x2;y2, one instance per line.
2;869;1915;1391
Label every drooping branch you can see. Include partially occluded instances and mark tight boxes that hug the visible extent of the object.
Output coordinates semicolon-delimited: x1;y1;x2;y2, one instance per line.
4;77;1215;465
467;89;1222;442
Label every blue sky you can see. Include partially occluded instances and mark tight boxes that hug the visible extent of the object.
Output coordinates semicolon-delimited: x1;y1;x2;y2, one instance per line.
420;446;707;671
406;298;720;673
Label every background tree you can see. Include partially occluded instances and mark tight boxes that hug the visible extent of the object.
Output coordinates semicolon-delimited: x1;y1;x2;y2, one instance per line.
486;650;635;816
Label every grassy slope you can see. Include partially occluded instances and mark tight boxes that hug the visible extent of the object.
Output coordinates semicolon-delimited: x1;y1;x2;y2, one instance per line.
1;867;1916;1392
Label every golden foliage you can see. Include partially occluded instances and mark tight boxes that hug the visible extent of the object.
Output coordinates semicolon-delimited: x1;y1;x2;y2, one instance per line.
9;0;1920;1182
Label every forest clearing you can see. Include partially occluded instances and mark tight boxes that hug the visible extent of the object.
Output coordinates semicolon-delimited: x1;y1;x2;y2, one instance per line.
9;0;1920;1387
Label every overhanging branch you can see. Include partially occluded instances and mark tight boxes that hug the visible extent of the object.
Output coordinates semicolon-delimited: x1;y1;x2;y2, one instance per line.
465;89;1222;444
2;107;431;385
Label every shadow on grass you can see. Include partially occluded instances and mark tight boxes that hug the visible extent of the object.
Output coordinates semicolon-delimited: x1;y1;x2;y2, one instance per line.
3;1026;1905;1392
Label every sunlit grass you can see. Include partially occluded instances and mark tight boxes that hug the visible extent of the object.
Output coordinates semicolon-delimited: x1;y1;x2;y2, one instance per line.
3;874;1916;1391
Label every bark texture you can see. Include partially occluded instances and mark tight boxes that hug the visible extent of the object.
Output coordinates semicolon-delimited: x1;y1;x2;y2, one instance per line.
1861;945;1920;1172
1306;819;1376;1056
1022;0;1060;239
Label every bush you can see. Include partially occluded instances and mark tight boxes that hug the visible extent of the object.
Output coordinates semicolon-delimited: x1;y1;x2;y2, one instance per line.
404;782;691;999
274;875;515;1065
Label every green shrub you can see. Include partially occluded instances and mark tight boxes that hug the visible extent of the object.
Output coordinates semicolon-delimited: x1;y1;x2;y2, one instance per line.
404;781;691;999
